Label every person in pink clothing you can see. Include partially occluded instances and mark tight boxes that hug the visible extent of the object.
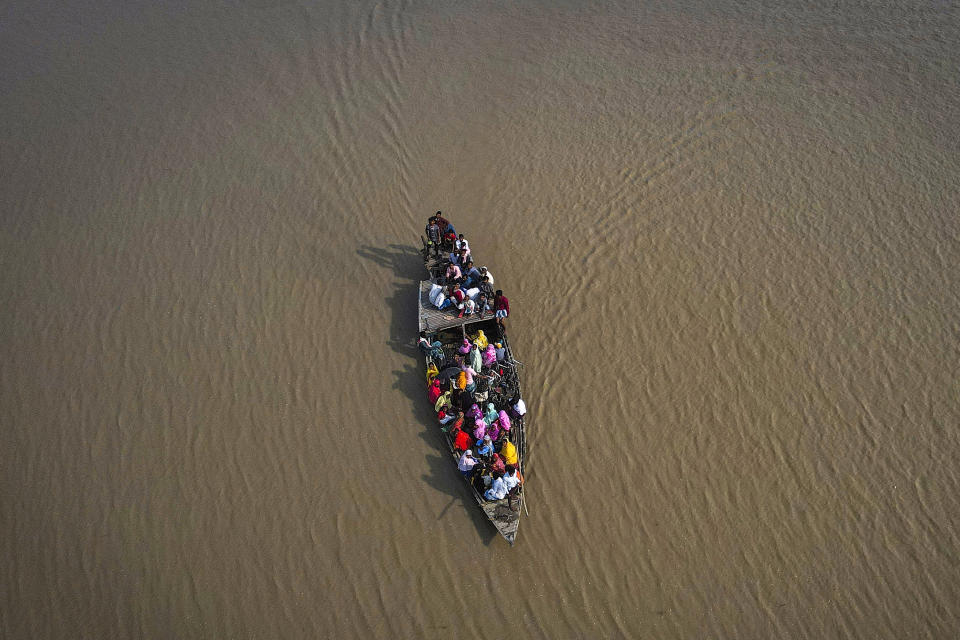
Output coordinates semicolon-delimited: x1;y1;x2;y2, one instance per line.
472;418;487;442
445;262;462;284
482;344;497;367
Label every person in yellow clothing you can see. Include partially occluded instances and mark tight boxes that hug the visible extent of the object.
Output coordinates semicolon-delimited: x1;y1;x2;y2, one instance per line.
472;329;489;349
500;438;519;467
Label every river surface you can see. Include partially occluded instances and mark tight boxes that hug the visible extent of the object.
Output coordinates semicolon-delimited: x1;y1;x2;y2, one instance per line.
3;1;960;638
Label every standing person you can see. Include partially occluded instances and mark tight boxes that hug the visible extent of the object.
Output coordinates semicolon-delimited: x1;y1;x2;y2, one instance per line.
494;289;510;331
469;343;483;373
425;217;441;255
435;211;451;235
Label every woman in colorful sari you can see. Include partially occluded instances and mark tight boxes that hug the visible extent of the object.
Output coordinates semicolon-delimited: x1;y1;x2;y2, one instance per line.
482;344;497;367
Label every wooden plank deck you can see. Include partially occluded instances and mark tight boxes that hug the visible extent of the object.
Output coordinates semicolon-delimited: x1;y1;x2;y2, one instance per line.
418;280;491;334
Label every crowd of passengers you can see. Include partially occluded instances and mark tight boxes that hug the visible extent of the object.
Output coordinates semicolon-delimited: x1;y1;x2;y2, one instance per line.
419;213;524;504
424;212;510;327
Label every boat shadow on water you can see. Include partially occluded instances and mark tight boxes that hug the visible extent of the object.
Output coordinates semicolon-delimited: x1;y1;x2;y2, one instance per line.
356;243;497;546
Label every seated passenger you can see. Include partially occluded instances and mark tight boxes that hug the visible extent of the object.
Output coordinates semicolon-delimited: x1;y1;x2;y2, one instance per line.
510;394;527;419
468;403;483;422
484;403;499;425
456;234;471;260
442;409;464;434
478;266;494;289
503;466;522;492
462;297;477;316
482;344;497;367
453;426;471;452
497;410;512;433
501;438;519;466
462;261;481;288
476;293;491;317
484;474;508;501
487;419;501;442
427;378;442;404
458;449;478;478
434;389;452;414
477;434;495;458
418;333;445;362
430;285;452;310
458;338;471;355
437;409;454;426
494;342;506;362
472;418;487;442
451;285;467;317
473;329;489;349
490;453;506;475
460;364;478;393
445;262;462;283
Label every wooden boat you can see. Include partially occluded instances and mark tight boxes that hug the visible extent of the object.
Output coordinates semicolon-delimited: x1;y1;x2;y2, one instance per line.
417;237;527;545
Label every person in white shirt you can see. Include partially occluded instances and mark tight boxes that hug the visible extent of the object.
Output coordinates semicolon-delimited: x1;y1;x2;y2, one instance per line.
478;266;494;287
502;467;521;492
510;394;526;420
484;475;508;501
458;449;478;478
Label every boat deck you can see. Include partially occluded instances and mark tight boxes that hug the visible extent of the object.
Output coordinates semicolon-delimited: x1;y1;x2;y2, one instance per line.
418;280;491;333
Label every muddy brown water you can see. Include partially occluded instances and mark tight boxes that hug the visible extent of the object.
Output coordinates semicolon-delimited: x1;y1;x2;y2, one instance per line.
2;1;959;637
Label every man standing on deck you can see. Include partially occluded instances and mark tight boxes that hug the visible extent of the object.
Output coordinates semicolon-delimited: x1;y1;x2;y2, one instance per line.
425;216;440;256
494;289;510;331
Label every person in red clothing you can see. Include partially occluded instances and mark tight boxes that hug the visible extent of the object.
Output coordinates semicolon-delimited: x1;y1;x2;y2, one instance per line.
494;289;510;330
427;378;442;405
453;425;471;452
451;284;468;318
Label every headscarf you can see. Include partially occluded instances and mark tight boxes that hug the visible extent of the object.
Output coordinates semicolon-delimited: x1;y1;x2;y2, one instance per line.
458;450;477;472
484;403;499;424
498;410;512;432
488;420;501;442
472;419;487;441
427;378;442;404
458;338;471;354
434;390;451;413
490;453;506;475
501;439;519;466
482;344;497;366
473;330;489;349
